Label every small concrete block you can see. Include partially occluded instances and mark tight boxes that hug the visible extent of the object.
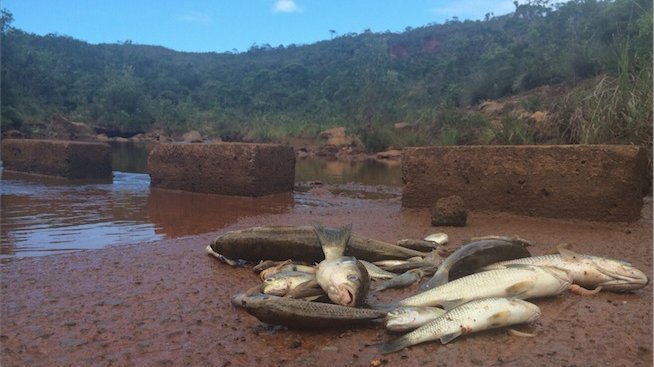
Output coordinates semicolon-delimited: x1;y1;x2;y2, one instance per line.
431;195;467;226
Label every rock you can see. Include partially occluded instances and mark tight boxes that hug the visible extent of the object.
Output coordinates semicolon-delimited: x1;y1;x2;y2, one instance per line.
182;130;203;143
402;145;648;222
147;143;295;196
50;115;95;141
1;129;24;139
1;139;112;180
478;100;504;114
319;127;352;146
394;122;411;131
431;195;467;227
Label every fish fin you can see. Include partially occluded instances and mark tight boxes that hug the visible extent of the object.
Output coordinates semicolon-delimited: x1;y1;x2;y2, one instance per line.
377;336;414;354
508;328;536;338
487;310;511;327
419;271;448;291
557;244;580;261
313;224;352;260
286;279;321;299
439;330;463;344
439;298;465;310
568;284;603;296
505;280;535;297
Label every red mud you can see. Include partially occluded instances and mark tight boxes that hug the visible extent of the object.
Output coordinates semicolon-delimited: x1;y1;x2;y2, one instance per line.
1;192;652;366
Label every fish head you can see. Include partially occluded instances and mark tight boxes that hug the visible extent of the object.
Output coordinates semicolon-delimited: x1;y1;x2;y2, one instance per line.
589;257;649;292
509;299;541;322
261;275;290;296
385;307;420;330
323;257;370;307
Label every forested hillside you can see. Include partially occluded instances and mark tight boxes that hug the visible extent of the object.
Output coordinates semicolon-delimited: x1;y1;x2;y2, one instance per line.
1;0;651;151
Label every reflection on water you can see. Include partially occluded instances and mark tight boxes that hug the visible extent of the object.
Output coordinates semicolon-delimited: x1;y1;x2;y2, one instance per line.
1;142;401;260
147;188;294;238
295;156;401;186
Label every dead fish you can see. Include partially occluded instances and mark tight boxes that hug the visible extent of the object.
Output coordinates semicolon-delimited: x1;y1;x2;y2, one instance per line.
373;267;436;292
259;261;316;280
395;265;571;309
385;261;437;274
420;238;532;291
423;233;449;246
360;260;397;280
205;245;248;267
209;225;427;264
378;297;541;354
373;257;425;271
384;306;446;332
483;245;649;292
396;238;442;252
261;271;317;297
235;293;386;329
314;224;370;307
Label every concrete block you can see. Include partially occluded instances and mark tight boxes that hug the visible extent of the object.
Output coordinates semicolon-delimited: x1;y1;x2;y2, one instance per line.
402;145;647;222
1;139;112;179
147;143;295;196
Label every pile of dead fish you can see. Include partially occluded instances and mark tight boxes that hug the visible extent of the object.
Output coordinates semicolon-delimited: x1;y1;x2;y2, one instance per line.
207;224;649;354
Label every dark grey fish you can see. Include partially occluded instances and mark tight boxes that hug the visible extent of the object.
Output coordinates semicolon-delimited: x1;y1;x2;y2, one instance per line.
210;225;427;263
419;238;532;291
234;293;386;329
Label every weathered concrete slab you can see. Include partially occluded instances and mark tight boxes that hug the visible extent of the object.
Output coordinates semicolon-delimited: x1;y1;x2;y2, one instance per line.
402;145;648;222
1;139;112;179
147;143;295;196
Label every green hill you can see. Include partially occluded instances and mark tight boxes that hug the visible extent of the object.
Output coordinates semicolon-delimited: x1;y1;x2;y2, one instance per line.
1;0;651;153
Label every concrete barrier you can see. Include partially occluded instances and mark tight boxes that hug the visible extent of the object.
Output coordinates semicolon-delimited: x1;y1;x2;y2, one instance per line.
147;143;295;196
1;139;112;179
401;145;647;222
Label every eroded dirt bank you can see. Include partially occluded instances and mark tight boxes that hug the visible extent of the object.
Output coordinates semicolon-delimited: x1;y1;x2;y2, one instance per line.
1;193;652;366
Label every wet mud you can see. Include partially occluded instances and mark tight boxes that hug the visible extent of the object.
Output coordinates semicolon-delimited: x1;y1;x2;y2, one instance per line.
1;192;652;366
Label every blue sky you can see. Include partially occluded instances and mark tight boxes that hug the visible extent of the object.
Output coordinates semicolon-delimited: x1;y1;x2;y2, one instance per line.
3;1;517;53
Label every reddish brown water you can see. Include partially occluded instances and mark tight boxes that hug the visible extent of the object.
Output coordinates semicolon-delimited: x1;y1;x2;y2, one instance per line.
0;144;401;259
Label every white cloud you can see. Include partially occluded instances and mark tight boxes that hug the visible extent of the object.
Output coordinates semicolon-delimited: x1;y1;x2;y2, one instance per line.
273;0;300;13
178;11;213;25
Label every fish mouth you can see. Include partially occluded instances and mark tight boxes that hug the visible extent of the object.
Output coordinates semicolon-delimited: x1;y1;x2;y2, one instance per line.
338;286;357;306
594;262;649;291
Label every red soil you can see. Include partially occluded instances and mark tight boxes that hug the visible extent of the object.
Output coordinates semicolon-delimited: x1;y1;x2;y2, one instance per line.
1;192;652;366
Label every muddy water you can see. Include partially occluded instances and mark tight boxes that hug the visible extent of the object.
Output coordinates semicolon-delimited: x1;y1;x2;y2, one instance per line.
0;143;400;259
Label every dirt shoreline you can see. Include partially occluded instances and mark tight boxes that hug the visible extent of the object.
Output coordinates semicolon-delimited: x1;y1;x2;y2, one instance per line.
1;192;652;366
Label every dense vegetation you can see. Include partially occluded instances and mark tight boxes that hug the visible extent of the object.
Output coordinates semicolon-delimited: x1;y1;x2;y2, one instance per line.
1;0;651;153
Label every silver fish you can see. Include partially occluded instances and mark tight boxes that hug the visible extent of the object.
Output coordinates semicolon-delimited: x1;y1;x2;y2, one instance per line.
420;238;531;291
397;265;571;309
423;233;449;246
360;260;397;280
259;261;316;280
261;271;317;297
384;306;446;332
483;245;649;292
378;297;541;354
314;224;370;307
373;267;436;292
209;225;427;264
234;293;385;329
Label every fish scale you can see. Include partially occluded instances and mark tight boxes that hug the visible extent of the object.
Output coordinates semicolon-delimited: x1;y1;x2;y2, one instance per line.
399;265;571;308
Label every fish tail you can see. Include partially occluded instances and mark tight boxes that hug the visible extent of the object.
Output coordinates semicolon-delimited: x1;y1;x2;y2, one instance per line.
313;223;352;260
377;335;413;354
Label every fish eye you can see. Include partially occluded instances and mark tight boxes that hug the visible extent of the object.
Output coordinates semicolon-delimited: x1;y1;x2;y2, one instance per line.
264;278;273;282
347;274;359;282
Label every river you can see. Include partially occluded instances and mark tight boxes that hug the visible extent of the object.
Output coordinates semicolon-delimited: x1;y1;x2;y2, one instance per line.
0;142;401;260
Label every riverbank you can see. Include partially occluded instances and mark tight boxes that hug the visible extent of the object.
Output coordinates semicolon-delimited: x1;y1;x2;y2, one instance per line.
1;192;652;366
